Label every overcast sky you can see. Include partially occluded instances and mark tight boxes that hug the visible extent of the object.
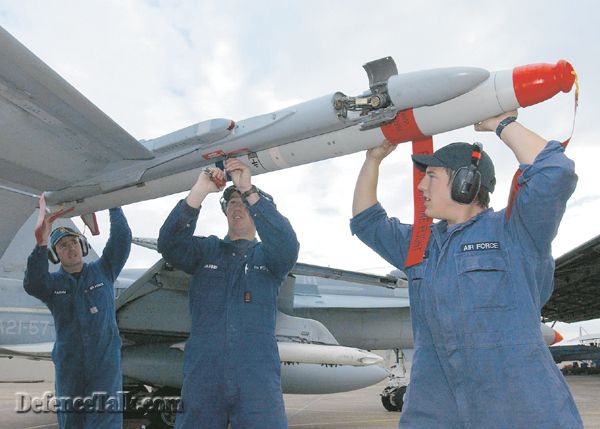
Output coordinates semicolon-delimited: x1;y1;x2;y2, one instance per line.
1;0;599;339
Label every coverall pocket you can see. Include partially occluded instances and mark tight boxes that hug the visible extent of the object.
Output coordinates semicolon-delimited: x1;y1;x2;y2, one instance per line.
50;288;72;324
455;251;515;312
194;268;226;306
241;269;276;333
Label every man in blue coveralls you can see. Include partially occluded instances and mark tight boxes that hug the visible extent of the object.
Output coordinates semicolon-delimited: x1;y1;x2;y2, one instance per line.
23;207;131;429
158;158;299;429
351;110;583;428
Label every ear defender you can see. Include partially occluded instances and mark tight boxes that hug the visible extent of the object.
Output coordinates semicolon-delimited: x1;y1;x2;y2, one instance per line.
219;196;228;215
48;247;60;264
451;143;482;205
79;235;90;257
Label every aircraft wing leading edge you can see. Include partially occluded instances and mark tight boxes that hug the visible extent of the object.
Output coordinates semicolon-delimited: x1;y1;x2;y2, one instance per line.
0;188;39;260
542;234;600;323
0;26;157;255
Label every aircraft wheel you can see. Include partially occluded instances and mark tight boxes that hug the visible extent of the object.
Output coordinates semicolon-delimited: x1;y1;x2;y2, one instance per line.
147;388;180;428
381;390;399;411
393;385;407;412
381;393;399;411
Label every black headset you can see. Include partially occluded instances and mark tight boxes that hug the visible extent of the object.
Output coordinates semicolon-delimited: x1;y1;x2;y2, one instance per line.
48;232;90;264
450;143;482;205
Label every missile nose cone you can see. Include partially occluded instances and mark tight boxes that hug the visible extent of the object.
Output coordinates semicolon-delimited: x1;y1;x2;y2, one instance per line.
553;329;564;345
555;60;576;92
386;67;490;111
513;60;576;108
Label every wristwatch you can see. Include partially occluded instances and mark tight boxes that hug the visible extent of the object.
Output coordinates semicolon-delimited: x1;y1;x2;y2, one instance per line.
240;185;259;200
495;116;517;138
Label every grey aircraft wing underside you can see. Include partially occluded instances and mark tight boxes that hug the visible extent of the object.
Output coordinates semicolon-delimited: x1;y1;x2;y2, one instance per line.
0;26;154;255
542;234;600;323
0;23;507;263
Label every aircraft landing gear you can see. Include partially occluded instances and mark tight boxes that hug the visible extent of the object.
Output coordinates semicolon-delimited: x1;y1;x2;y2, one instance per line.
124;383;180;429
380;348;409;412
381;384;407;412
146;387;180;429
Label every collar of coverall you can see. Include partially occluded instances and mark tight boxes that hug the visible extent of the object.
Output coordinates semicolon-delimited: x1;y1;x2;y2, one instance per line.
430;207;493;243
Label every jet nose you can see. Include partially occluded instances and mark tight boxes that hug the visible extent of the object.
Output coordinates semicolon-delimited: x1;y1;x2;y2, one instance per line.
553;329;564;345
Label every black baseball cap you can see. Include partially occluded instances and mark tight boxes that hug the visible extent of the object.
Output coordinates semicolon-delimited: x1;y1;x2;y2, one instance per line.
411;142;496;192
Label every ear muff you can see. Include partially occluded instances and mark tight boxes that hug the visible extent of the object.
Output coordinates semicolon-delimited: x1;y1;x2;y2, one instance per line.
451;166;481;204
79;235;90;257
48;246;60;264
47;235;90;264
450;143;482;205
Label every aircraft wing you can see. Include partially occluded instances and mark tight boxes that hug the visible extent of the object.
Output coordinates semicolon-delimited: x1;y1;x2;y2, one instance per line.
0;342;53;360
0;188;39;261
542;234;600;323
549;344;600;363
0;26;154;255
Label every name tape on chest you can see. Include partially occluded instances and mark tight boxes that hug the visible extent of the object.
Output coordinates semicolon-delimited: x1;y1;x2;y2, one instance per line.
461;242;501;252
87;282;104;292
203;264;219;270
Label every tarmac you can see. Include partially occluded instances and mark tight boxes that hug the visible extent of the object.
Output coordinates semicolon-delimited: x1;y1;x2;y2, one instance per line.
1;360;599;428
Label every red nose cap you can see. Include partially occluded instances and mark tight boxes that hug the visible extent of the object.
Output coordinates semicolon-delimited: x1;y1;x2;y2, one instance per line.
513;60;575;108
553;329;564;345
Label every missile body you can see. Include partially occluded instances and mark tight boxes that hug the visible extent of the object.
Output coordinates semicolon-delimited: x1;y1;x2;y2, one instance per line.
121;344;388;394
171;340;383;367
277;341;384;366
243;61;574;174
43;60;574;216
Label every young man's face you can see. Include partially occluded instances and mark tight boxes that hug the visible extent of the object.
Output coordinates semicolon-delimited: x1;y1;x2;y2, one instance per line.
226;194;255;234
55;235;83;269
417;166;455;220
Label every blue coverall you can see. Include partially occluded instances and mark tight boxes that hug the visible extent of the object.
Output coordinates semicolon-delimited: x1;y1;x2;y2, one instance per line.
23;208;131;429
351;141;582;428
158;197;299;429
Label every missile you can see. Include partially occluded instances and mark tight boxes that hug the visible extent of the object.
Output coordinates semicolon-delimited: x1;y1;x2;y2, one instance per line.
171;341;383;367
277;342;384;366
122;343;388;394
39;57;575;217
246;60;575;174
541;323;564;346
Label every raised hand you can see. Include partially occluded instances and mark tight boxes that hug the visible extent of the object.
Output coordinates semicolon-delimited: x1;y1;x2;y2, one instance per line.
224;158;252;192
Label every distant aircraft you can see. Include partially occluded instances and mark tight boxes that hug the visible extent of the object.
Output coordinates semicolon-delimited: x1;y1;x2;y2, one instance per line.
549;330;600;364
0;24;576;257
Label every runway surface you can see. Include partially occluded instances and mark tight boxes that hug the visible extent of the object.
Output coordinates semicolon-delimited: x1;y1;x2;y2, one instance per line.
1;363;599;428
